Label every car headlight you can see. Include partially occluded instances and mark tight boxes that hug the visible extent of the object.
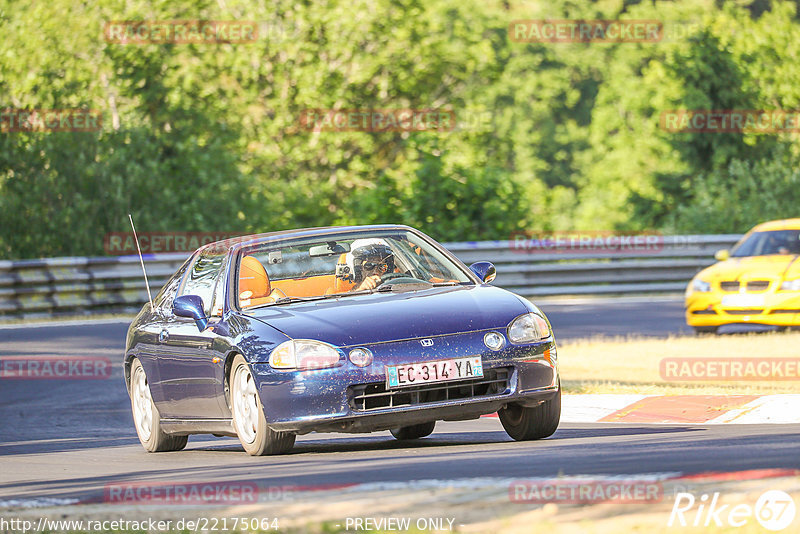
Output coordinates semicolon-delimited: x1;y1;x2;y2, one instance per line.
269;340;343;370
691;278;711;293
507;313;551;344
780;279;800;291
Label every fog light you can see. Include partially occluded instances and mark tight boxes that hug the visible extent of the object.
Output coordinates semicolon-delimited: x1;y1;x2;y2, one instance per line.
484;331;505;351
349;347;373;367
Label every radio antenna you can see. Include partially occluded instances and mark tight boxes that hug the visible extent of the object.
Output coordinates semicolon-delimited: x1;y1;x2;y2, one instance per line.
128;214;154;309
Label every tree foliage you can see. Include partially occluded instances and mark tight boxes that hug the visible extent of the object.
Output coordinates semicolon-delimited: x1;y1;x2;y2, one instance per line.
1;0;799;258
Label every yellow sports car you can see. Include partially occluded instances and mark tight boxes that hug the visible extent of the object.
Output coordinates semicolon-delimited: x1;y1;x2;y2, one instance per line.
686;218;800;334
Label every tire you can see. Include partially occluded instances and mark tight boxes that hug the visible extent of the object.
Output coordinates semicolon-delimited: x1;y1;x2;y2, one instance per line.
129;358;188;452
499;385;561;441
230;355;295;456
693;326;718;335
390;421;436;440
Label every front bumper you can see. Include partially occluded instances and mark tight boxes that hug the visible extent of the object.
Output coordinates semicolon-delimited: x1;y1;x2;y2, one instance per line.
251;330;558;434
686;290;800;327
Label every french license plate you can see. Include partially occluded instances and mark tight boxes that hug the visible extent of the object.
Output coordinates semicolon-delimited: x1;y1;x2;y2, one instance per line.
386;356;483;388
721;294;765;307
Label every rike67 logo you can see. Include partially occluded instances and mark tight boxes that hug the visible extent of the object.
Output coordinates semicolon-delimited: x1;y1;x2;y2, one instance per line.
669;490;796;531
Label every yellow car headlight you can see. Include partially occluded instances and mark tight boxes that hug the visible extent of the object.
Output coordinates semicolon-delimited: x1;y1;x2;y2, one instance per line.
691;278;711;293
780;279;800;291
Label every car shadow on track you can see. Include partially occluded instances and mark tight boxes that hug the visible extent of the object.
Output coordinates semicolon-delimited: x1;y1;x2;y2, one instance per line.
0;423;703;458
187;424;703;455
190;432;512;454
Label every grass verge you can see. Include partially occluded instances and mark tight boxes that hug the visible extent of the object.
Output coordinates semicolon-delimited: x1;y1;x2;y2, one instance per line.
558;331;800;395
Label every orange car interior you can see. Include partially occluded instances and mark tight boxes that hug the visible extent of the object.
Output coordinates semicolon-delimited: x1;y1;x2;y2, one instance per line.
270;254;356;296
238;255;353;309
273;274;344;296
238;256;285;308
238;252;457;309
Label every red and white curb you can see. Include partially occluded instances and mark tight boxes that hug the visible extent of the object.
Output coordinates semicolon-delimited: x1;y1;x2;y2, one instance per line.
482;394;800;424
561;394;800;424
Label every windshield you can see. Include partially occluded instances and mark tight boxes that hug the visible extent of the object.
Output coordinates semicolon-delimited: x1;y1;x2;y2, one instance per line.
730;230;800;257
235;230;472;309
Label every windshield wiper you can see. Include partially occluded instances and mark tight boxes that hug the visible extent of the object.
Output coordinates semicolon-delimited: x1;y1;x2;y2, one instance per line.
375;280;464;292
375;284;397;292
250;283;449;310
275;290;380;302
257;295;330;307
323;289;374;298
259;290;376;308
376;281;445;292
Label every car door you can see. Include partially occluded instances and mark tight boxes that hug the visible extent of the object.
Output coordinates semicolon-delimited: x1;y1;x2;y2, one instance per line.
133;259;192;412
155;249;228;419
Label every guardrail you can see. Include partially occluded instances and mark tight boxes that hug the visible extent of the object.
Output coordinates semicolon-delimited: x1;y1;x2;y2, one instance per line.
0;234;741;318
448;234;741;297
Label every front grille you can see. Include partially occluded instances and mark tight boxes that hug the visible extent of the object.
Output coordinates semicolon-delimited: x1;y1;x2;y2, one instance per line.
746;281;771;291
719;280;771;292
349;367;512;411
770;309;800;314
724;309;764;315
692;309;717;315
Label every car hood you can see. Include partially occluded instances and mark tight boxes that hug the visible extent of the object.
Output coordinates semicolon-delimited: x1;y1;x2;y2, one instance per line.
698;254;800;281
244;285;530;347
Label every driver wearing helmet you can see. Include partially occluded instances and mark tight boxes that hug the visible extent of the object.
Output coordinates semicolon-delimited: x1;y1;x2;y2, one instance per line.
337;239;396;291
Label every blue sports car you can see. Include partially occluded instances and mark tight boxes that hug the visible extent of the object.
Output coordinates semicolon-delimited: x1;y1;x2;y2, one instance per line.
125;225;560;455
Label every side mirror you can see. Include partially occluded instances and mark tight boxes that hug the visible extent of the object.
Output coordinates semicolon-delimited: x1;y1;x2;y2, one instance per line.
714;249;730;262
173;295;208;331
469;261;497;284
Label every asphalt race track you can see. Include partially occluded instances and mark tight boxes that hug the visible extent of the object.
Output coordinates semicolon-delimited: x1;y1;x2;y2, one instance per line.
1;297;798;507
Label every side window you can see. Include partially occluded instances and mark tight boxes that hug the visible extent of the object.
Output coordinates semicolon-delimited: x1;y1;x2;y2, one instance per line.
179;250;226;316
209;255;229;317
153;258;192;312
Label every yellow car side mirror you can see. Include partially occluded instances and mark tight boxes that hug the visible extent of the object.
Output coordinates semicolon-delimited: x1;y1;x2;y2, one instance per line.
714;249;730;261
